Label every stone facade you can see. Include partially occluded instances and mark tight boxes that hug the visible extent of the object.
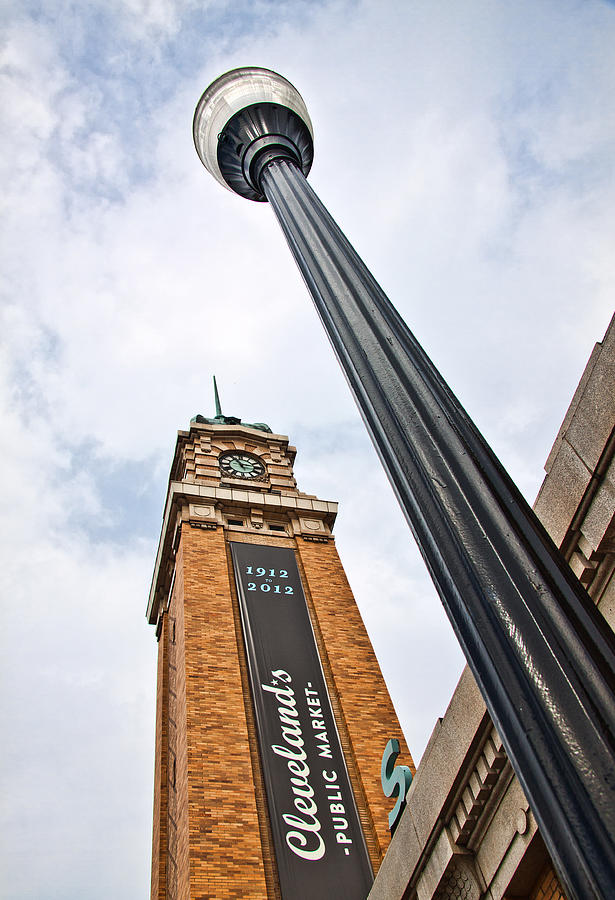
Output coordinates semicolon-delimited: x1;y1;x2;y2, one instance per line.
369;314;614;900
148;421;414;898
534;315;615;629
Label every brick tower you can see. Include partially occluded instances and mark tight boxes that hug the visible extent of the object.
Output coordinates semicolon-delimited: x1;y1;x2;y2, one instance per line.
147;390;414;899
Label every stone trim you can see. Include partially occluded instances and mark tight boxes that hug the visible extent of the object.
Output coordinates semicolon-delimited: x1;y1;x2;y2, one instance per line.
147;481;339;625
448;725;507;848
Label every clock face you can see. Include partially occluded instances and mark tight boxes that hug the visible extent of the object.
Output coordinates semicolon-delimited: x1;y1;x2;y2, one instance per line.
219;452;266;481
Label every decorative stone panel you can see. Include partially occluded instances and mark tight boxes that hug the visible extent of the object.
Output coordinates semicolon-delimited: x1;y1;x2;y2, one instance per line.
432;859;481;900
448;725;507;847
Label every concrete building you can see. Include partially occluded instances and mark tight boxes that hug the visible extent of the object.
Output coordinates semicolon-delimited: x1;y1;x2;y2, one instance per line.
369;313;615;900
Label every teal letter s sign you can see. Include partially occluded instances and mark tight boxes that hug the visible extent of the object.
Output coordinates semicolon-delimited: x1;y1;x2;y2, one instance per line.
381;738;412;833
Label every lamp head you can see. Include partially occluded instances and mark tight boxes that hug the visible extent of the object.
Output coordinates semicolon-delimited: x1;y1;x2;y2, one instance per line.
193;67;314;201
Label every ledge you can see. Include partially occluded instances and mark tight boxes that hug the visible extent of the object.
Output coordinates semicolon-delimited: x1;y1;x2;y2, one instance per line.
146;481;338;626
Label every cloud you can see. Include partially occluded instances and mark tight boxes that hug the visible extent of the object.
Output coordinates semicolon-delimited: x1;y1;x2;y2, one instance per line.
1;0;614;895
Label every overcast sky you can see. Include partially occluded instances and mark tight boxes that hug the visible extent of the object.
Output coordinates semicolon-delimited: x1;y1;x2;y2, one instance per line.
1;1;614;897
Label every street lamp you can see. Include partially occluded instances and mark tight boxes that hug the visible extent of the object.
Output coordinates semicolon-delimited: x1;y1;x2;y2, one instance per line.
194;66;615;900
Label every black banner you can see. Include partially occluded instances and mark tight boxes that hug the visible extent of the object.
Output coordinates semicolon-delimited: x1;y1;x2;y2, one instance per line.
230;542;373;899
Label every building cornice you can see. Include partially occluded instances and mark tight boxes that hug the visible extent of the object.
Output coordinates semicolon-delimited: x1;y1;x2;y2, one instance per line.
146;480;338;626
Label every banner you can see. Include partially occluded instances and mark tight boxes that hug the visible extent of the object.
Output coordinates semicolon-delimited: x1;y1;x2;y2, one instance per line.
230;542;373;899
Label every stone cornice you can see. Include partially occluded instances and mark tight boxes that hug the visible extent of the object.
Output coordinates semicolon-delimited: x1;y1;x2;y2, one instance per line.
146;480;338;626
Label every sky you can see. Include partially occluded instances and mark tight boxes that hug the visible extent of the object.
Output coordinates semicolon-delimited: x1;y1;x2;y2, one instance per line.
1;0;614;897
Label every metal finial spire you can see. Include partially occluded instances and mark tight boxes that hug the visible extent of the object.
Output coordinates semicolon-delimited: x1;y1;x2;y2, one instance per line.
213;375;222;417
190;378;273;434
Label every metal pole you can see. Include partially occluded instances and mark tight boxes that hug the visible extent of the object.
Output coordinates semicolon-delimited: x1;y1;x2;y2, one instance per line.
193;69;615;900
258;157;615;900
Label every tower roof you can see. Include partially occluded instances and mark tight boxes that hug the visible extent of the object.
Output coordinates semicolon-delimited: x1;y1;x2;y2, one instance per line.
191;376;272;433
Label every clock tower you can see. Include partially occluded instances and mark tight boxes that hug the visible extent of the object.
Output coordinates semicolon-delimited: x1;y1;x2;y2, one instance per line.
147;389;414;900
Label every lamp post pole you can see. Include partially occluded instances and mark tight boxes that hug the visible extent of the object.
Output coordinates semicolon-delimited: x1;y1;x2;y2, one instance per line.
193;67;615;900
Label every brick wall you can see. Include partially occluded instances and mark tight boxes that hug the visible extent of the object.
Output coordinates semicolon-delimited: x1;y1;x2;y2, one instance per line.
181;524;270;898
151;522;412;896
150;615;168;900
528;865;567;900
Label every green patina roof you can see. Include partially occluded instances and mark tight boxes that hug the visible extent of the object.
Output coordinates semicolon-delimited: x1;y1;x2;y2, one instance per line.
191;376;272;433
